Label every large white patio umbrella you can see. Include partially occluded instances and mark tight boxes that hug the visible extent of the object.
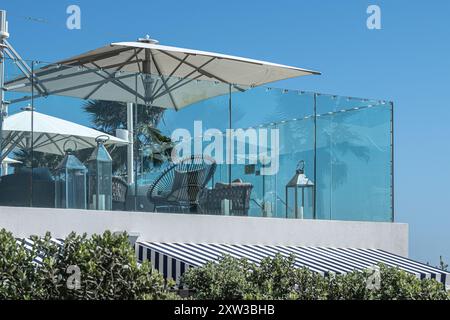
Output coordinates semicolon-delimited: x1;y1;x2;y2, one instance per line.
5;37;320;108
4;37;320;183
0;108;128;162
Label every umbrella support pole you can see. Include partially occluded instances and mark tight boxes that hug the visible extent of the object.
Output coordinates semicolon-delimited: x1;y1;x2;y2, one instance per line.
127;102;134;185
0;10;7;176
0;10;47;175
228;84;232;185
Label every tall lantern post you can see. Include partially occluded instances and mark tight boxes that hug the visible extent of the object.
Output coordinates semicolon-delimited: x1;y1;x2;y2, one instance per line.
88;135;113;210
285;160;315;219
55;141;87;209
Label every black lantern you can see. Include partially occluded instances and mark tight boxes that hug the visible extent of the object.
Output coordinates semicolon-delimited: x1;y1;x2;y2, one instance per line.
55;141;87;209
88;136;113;210
285;160;314;219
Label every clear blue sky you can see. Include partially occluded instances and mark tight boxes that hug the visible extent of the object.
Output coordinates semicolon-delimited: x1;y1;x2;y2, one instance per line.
2;0;449;266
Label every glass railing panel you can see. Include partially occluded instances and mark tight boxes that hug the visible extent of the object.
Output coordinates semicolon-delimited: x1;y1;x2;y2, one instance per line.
231;86;314;128
1;56;393;222
278;118;315;220
137;76;231;214
3;60;138;211
230;88;315;219
0;57;36;207
316;94;392;222
33;61;119;210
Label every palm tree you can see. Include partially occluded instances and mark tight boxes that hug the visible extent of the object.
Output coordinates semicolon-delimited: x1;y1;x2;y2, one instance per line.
12;149;63;171
12;147;93;173
83;100;173;175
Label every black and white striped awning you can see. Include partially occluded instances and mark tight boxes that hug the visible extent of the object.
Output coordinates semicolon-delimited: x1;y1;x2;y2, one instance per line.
17;237;64;264
18;238;448;289
136;242;449;288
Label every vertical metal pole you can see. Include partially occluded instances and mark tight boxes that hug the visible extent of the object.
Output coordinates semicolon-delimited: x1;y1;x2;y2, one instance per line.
329;116;333;221
83;175;86;210
0;48;4;176
126;102;134;185
139;50;151;211
294;187;298;219
262;172;265;217
391;102;395;222
228;84;232;185
65;170;69;209
96;161;99;210
0;10;7;176
134;74;138;211
285;187;288;218
301;187;305;219
30;61;34;207
313;93;317;219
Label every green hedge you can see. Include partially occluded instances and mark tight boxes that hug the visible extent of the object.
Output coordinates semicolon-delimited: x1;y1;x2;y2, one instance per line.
181;254;449;300
0;229;176;300
1;228;448;300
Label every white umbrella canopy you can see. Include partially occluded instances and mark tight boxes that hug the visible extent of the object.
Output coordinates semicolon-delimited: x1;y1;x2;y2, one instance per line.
5;38;320;109
1;109;128;158
3;38;320;184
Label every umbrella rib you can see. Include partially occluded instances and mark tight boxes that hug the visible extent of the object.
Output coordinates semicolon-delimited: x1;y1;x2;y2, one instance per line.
158;50;246;92
135;48;143;74
40;134;65;155
91;62;147;101
1;131;17;150
85;58;144;71
3;40;48;94
7;66;104;89
3;46;48;96
60;46;136;66
26;64;81;79
150;56;216;101
135;50;149;102
6;62;141;97
149;51;179;110
151;54;189;98
151;74;203;101
9;73;140;104
74;136;96;148
0;132;26;162
151;76;160;94
38;134;67;147
83;49;144;100
32;133;47;149
84;50;144;71
38;134;96;154
158;50;218;79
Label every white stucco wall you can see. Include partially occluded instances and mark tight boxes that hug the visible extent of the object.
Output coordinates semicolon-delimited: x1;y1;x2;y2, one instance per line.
0;206;408;256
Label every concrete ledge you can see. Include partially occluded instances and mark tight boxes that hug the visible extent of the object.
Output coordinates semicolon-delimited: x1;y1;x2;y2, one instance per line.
0;206;408;257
